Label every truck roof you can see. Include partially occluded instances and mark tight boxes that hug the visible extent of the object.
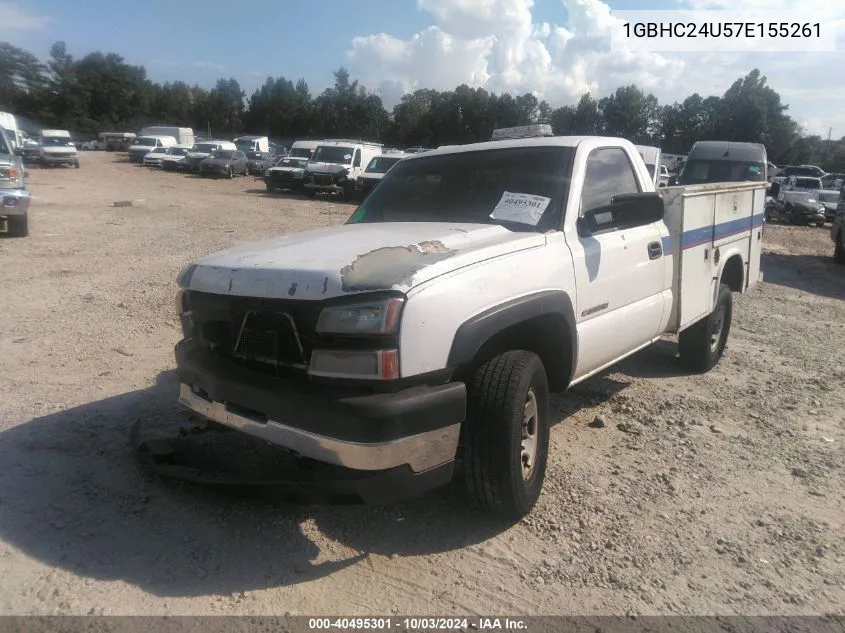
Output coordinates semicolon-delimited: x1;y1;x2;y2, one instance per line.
687;141;766;162
403;136;598;159
41;129;71;137
234;135;267;141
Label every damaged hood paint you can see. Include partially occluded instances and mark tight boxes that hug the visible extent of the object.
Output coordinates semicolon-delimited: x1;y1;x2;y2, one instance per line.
182;222;545;299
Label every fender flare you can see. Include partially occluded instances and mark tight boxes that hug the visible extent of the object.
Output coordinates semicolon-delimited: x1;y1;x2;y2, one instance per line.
446;290;578;386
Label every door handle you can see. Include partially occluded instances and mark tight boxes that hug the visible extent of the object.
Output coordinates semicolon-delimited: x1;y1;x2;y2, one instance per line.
647;241;663;260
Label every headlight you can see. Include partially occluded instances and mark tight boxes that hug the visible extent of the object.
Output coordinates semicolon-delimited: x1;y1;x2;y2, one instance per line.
316;297;404;335
175;289;194;338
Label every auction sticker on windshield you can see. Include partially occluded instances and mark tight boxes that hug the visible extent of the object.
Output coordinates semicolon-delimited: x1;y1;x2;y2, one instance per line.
490;191;551;225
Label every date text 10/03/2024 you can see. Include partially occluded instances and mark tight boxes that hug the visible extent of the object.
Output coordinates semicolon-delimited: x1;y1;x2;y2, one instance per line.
308;618;528;630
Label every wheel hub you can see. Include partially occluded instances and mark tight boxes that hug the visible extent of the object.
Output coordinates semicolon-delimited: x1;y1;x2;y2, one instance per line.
520;389;539;480
709;304;725;352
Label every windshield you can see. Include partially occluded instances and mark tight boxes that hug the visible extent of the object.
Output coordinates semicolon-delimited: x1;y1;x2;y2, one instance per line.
678;160;765;185
365;156;402;174
42;136;73;146
347;146;574;231
276;158;307;168
192;143;217;153
135;137;158;147
783;166;821;177
289;147;312;158
793;178;821;189
235;140;255;152
312;145;354;165
168;147;189;156
0;128;9;154
211;150;234;159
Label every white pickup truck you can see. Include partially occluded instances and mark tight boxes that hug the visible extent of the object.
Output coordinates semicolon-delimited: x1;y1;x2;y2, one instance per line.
173;130;765;518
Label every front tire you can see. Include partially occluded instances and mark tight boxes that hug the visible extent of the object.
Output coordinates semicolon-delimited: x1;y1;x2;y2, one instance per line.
7;215;28;237
678;283;732;373
463;350;550;520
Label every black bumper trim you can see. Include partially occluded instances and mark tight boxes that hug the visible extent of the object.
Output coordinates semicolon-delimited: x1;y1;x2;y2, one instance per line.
175;340;467;444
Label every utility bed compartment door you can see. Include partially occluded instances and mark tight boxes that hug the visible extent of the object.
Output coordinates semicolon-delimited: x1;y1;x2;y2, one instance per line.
746;189;765;288
678;194;717;331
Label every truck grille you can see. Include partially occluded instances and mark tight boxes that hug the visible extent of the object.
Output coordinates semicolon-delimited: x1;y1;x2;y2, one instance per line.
314;174;333;186
189;291;322;377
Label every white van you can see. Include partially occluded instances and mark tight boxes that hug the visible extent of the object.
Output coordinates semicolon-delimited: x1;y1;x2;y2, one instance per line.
184;139;237;172
288;140;322;159
38;129;79;168
127;135;178;163
303;140;384;199
634;145;661;187
677;141;767;186
138;126;194;146
234;135;270;154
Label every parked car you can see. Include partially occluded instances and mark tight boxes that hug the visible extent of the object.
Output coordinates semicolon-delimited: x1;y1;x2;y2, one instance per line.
128;135;177;163
159;146;193;171
263;156;309;192
144;144;191;167
355;153;408;196
37;130;80;168
765;179;826;226
199;149;249;178
172;130;764;517
0;126;31;237
184;140;236;172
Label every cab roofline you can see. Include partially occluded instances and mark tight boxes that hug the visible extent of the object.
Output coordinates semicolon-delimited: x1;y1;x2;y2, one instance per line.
403;135;631;159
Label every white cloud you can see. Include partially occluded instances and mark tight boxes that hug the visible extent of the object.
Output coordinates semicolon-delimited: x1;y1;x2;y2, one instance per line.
0;2;50;30
346;0;845;137
191;61;228;72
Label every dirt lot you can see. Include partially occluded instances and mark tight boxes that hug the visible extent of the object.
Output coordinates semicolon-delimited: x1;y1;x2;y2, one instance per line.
0;152;843;616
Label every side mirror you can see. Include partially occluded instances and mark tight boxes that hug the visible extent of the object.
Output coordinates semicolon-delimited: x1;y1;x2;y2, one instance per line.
578;192;664;236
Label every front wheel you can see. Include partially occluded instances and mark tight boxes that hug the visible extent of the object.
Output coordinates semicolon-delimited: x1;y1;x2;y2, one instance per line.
463;350;550;519
678;283;732;373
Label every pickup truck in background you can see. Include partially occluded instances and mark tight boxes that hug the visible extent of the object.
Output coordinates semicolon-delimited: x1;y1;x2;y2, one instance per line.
172;128;764;518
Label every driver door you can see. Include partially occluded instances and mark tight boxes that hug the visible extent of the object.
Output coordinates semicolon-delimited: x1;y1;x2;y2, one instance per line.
566;147;669;379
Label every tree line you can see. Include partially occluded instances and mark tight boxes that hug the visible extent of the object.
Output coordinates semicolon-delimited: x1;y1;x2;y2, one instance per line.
1;40;843;170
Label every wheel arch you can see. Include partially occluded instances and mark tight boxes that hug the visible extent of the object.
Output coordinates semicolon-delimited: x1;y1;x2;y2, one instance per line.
718;251;745;294
447;290;578;392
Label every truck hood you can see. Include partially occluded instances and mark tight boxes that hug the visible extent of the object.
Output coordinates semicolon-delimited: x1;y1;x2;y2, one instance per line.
266;166;304;175
182;222;546;300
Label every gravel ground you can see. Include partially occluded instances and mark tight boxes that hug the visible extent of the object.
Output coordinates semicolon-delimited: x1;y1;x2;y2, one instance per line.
0;152;843;616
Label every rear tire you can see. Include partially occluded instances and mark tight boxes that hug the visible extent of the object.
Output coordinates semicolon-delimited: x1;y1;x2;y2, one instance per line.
463;350;550;520
678;283;732;373
834;232;845;264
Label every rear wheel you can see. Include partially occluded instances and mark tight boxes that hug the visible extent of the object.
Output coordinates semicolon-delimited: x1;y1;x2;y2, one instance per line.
834;232;845;264
463;350;550;520
678;283;732;373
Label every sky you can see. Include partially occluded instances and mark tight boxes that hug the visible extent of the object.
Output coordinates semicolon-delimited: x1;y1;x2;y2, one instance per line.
1;0;843;138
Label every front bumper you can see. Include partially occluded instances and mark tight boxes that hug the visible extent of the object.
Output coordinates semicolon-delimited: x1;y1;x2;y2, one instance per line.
201;165;230;177
40;154;78;165
0;188;31;219
265;175;304;189
305;183;344;194
175;340;465;501
143;158;163;167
